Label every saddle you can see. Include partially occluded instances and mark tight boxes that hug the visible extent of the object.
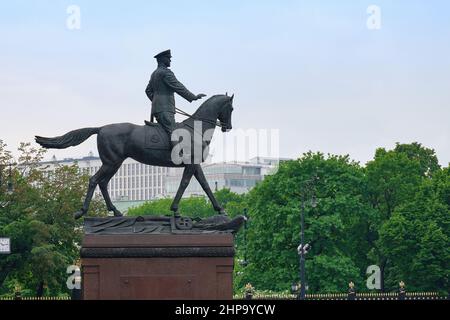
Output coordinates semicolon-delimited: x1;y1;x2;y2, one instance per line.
144;120;201;152
144;121;171;150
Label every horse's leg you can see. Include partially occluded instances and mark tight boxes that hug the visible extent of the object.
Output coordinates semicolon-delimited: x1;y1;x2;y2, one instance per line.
170;165;196;216
74;165;108;219
98;163;123;217
193;164;226;215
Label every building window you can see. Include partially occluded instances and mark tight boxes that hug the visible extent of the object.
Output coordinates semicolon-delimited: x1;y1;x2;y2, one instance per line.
228;179;245;187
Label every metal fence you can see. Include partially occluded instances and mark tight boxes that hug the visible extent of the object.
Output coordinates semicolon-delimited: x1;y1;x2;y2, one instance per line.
234;291;447;300
0;292;446;301
0;296;71;300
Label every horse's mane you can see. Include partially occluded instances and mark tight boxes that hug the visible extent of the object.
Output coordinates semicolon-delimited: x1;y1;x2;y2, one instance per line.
192;95;227;117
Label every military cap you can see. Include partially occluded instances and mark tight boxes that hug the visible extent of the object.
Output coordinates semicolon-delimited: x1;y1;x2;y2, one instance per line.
154;49;172;59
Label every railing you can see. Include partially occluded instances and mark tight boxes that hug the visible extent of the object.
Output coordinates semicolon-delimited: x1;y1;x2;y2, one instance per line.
0;292;446;301
234;291;447;300
234;293;297;300
0;296;71;300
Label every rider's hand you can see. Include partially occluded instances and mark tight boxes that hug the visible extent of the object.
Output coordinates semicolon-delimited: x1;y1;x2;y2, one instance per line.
195;94;206;100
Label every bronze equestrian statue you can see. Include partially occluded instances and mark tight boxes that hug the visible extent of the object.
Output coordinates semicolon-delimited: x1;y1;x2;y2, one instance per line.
35;50;234;220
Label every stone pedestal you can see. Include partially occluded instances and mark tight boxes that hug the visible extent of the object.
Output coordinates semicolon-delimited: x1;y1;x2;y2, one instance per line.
81;233;235;300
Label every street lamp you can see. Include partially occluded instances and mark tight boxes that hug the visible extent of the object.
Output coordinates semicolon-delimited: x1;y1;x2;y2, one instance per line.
237;209;249;269
298;175;318;300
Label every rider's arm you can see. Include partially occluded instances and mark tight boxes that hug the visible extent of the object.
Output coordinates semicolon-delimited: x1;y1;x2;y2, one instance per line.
163;70;197;102
145;80;154;101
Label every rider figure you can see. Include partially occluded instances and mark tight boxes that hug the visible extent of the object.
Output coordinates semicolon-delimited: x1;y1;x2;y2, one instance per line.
145;49;206;139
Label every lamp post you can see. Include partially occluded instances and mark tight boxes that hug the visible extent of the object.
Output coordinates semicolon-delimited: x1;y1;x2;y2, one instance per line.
238;208;249;267
298;175;318;300
299;199;306;300
241;208;249;265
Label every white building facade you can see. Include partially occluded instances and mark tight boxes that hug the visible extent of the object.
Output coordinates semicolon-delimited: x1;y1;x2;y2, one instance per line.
40;154;168;201
40;155;288;203
165;157;285;198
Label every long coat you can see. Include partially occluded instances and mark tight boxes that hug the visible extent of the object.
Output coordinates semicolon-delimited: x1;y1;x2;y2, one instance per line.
145;65;197;116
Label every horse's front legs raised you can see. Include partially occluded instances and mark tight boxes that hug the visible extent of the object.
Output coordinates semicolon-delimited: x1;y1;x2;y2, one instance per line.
194;164;226;215
170;165;196;217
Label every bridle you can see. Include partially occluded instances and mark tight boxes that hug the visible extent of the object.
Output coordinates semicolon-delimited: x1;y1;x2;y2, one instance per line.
175;107;228;129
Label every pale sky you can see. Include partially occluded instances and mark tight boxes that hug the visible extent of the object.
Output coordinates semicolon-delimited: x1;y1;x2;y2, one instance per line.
1;1;449;166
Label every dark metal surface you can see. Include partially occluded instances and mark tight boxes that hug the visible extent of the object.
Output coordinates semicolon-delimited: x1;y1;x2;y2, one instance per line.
35;94;234;220
83;215;245;235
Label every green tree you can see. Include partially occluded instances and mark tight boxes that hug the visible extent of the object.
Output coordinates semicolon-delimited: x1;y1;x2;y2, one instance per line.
128;188;246;218
365;142;442;291
377;167;449;293
0;142;108;296
127;196;213;218
393;142;440;177
240;152;373;293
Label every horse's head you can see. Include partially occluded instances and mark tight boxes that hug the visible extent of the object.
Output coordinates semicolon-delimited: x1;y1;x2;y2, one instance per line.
218;94;234;132
192;94;235;132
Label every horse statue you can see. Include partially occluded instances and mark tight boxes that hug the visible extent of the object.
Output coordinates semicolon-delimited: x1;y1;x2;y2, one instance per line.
35;94;234;220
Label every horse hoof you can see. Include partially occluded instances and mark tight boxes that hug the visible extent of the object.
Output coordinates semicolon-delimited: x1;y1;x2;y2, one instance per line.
74;210;85;220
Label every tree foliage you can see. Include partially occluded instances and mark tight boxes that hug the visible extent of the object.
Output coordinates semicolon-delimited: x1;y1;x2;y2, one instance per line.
127;188;246;219
377;167;449;292
0;141;108;297
365;142;446;291
238;152;373;292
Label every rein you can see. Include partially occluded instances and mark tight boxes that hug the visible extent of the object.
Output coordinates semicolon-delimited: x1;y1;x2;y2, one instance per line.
175;107;223;128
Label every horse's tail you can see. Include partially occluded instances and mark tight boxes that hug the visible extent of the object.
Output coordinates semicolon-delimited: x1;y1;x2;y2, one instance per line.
35;127;101;149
